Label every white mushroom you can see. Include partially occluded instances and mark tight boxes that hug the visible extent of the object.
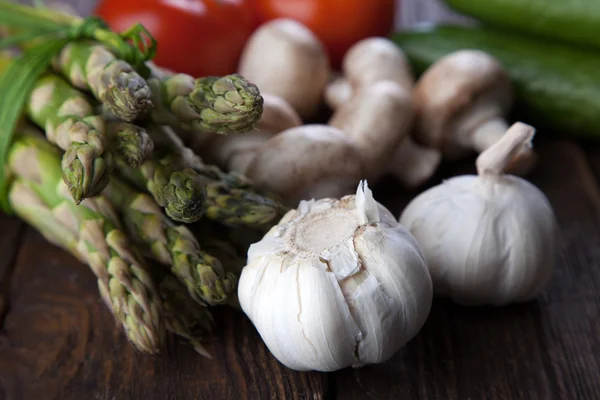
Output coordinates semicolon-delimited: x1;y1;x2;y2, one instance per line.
412;49;536;173
325;37;441;188
196;94;302;175
245;125;364;205
238;19;330;120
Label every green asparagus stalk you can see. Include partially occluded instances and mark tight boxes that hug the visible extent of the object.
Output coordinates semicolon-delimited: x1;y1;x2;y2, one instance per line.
148;70;263;135
103;177;237;305
53;41;153;122
144;124;287;228
25;72;112;203
117;152;208;224
107;121;153;168
159;273;215;357
7;131;166;353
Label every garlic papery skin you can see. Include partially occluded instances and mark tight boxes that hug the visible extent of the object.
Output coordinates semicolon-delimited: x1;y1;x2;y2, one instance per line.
238;181;432;372
399;122;558;306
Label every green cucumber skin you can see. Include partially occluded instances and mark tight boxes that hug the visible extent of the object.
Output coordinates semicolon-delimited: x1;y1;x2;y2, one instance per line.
392;25;600;140
444;0;600;50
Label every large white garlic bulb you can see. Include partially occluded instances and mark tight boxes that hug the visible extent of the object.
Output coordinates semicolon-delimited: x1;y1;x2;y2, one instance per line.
400;122;558;306
238;182;433;372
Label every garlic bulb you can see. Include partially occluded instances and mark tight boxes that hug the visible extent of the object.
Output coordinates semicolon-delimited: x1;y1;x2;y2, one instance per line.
399;122;558;306
238;182;432;372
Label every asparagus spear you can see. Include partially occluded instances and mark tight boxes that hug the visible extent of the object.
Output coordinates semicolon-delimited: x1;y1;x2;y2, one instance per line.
144;125;287;228
117;152;208;224
25;72;113;203
107;121;154;169
7;131;166;354
103;177;237;305
53;41;153;122
148;70;263;135
159;273;215;357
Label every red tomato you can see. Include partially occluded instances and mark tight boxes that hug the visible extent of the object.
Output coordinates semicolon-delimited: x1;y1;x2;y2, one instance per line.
95;0;259;77
251;0;397;68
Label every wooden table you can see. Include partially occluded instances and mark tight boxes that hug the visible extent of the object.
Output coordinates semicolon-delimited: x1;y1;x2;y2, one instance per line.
1;134;600;400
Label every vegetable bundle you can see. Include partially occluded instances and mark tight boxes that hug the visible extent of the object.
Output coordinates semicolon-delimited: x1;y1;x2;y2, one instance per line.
0;2;287;355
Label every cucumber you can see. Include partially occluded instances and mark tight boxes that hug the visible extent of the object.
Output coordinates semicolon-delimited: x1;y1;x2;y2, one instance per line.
391;25;600;140
443;0;600;51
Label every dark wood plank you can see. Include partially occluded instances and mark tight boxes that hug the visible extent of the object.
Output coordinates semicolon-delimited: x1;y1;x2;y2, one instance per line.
0;213;25;327
335;139;600;400
0;227;326;400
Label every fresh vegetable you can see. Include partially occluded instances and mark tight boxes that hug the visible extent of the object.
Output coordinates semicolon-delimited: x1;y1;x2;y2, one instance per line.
238;19;330;120
443;0;600;52
411;49;537;175
104;176;237;306
24;72;114;203
392;25;600;140
245;124;363;204
328;80;413;180
324;37;441;188
7;130;166;353
158;273;215;357
148;70;264;135
117;149;208;224
200;93;302;175
400;122;557;306
53;41;152;122
94;0;258;77
143;124;286;228
107;121;154;168
238;181;433;372
252;0;396;68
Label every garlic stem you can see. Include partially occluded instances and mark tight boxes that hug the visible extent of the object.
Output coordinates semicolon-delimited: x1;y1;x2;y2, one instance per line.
476;122;534;176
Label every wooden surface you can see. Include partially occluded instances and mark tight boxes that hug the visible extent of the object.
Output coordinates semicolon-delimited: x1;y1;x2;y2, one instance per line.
2;135;600;400
2;1;600;399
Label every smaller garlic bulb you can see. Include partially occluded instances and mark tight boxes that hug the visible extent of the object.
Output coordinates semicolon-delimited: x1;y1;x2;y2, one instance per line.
400;122;558;306
238;182;432;372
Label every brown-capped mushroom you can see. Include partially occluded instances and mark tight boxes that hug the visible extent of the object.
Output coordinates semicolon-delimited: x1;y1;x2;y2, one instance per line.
412;49;536;173
328;80;413;180
238;19;330;120
324;37;441;188
245;125;363;205
194;94;302;175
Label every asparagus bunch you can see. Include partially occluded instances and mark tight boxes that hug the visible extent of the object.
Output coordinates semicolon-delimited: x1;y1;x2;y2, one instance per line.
103;177;237;306
159;273;215;357
53;41;153;122
7;130;165;353
136;124;288;228
148;67;264;135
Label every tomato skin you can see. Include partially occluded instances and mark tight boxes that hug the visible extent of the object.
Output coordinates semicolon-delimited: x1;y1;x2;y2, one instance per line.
95;0;259;77
251;0;397;68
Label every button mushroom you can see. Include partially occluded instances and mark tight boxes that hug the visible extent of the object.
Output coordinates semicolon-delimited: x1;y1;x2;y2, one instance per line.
328;80;413;180
325;37;441;188
412;49;536;173
245;125;364;205
195;94;302;175
238;19;331;120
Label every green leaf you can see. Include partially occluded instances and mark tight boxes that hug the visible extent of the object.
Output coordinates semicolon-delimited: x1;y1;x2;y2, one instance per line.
0;39;68;213
0;28;63;49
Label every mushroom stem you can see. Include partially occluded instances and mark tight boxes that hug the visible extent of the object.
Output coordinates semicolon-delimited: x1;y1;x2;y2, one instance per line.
324;76;352;110
386;138;442;188
469;117;510;154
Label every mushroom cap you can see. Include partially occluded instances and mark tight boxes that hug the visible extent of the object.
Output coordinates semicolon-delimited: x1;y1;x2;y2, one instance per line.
413;50;513;151
237;18;330;120
329;80;413;179
245;125;363;203
343;37;415;91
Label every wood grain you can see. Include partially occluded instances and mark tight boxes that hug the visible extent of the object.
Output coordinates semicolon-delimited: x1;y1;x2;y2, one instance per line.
335;139;600;400
0;228;326;400
0;214;24;328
